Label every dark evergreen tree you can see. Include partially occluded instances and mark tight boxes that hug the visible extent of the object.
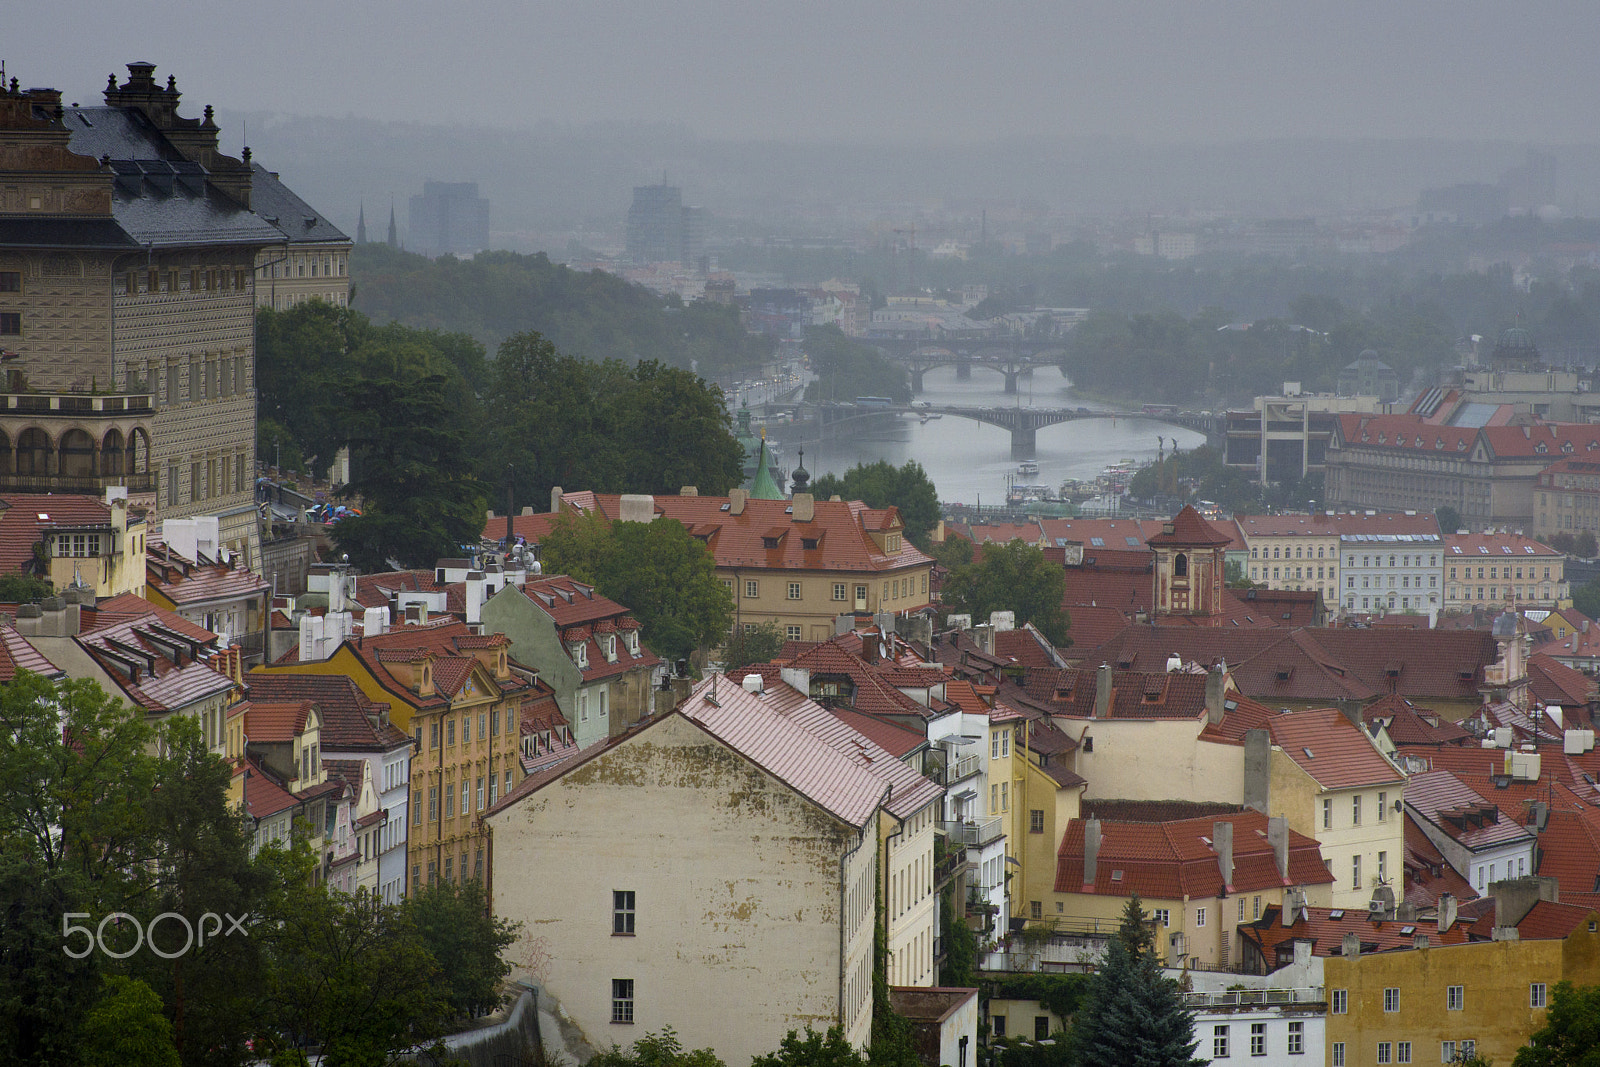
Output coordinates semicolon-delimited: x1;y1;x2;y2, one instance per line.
1072;895;1202;1067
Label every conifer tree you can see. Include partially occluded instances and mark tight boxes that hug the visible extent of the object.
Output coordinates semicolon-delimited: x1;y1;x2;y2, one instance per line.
1073;894;1203;1067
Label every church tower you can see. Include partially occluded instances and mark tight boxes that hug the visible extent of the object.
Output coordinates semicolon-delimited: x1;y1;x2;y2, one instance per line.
356;202;367;244
386;203;398;247
1148;505;1231;623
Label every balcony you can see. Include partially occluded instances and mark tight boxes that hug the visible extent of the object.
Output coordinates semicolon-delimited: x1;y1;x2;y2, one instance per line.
0;471;154;494
1181;987;1325;1008
941;752;981;786
934;843;968;892
937;816;1005;847
0;392;154;417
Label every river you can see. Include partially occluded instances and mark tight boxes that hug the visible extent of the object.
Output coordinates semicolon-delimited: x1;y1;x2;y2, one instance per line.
760;364;1207;507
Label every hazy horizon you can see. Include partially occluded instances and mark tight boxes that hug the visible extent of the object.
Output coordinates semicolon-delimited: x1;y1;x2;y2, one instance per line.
17;1;1600;146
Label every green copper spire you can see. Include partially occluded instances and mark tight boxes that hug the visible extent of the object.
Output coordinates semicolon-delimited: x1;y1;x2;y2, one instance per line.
748;433;784;499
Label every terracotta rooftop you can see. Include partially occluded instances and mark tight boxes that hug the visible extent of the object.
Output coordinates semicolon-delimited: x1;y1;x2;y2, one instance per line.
244;701;316;743
1055;809;1334;899
1404;769;1537;853
244;671;409;752
1146;506;1233;548
1268;707;1404;790
1240;903;1470;964
1020;666;1216;721
1361;694;1473;747
0;494;118;575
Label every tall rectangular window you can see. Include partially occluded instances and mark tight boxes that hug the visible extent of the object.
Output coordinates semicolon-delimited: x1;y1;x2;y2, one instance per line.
1378;1042;1392;1065
1323;798;1332;829
1332;1044;1344;1067
443;781;454;818
1383;987;1400;1013
1353;794;1362;825
787;581;802;600
1332;989;1347;1014
1398;1042;1411;1064
1446;985;1463;1010
833;582;847;601
1378;790;1387;821
476;776;484;811
428;787;437;821
1532;983;1547;1008
611;979;634;1023
1353;855;1362;891
745;580;758;599
1250;1023;1265;1056
613;890;636;934
1213;1026;1229;1059
1287;1021;1303;1055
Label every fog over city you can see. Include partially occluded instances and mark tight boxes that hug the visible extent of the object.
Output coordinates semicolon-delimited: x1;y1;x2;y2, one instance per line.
15;1;1600;240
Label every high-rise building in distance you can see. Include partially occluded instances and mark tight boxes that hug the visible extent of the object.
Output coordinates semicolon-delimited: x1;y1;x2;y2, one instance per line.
408;181;489;258
625;181;703;265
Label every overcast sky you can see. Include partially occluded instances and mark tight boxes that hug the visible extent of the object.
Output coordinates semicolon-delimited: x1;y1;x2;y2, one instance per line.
16;1;1600;145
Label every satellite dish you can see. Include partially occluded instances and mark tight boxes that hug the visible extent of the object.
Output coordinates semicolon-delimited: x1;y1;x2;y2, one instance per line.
879;640;888;661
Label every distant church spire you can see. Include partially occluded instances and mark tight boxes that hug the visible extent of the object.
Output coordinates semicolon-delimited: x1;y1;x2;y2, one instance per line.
356;202;367;244
386;202;397;248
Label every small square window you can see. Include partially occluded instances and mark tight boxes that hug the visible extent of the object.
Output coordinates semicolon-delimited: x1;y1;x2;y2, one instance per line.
745;580;758;599
0;312;21;335
787;581;802;600
0;271;19;292
1531;982;1547;1008
786;625;802;641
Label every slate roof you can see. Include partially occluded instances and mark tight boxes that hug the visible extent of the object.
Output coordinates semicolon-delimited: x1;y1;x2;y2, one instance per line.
1268;708;1404;790
249;163;350;245
1054;810;1334;899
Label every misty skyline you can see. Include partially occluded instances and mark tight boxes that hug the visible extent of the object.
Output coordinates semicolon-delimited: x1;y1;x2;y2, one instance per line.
16;1;1600;147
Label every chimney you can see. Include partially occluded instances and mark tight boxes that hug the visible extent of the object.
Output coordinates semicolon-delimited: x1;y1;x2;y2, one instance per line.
1206;666;1226;725
1341;932;1361;958
464;570;487;626
1093;663;1113;719
972;623;995;655
550;485;564;513
728;488;748;516
792;492;814;522
780;666;810;695
299;613;325;662
1268;815;1289;881
14;602;41;636
1213;820;1234;890
1292;939;1311;968
1082;818;1102;888
679;485;698;496
1413;934;1430;949
1438;893;1457;933
1243;729;1271;812
1282;886;1305;927
1492;876;1559;929
1338;699;1362;728
618;494;656;523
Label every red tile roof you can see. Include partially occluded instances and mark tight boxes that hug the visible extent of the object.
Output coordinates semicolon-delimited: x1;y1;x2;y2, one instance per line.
146;546;269;606
0;624;64;681
1361;694;1472;746
1055;809;1334;898
1268;707;1404;790
1036;517;1160;550
1240;904;1470;963
0;494;117;575
245;701;316;743
1020;666;1215;721
995;624;1069;670
1146;506;1233;548
1404;770;1537;852
243;672;408;752
1528;654;1598;710
529;492;933;575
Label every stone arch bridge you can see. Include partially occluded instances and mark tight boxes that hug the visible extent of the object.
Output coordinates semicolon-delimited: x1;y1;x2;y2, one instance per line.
807;403;1219;459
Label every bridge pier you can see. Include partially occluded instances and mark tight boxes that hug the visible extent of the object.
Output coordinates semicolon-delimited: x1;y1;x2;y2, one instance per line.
910;368;925;393
1003;368;1020;394
955;357;971;381
1010;426;1037;459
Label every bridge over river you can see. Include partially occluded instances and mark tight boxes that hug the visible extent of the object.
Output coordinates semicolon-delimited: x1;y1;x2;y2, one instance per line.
864;336;1068;393
805;402;1220;459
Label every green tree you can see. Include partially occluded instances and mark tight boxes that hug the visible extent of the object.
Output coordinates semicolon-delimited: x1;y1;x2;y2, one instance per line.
0;571;52;602
802;325;910;405
1436;506;1463;537
540;511;734;663
617;360;745;496
1573;579;1600;621
723;621;787;672
1071;895;1200;1067
331;369;487;571
80;976;181;1067
938;886;977;988
868;887;918;1067
1514;981;1600;1067
402;878;520;1021
751;1027;867;1067
807;460;940;547
941;541;1070;647
588;1028;726;1067
0;672;160;1064
260;887;450;1067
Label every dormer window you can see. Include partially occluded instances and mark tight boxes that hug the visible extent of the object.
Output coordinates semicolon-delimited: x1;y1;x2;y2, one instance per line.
603;635;617;662
802;537;819;550
762;536;780;549
627;631;640;655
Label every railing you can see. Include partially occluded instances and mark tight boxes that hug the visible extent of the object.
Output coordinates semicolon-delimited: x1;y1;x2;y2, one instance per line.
1181;988;1326;1008
0;392;153;415
938;817;1005;847
0;471;154;493
934;844;968;889
943;752;982;785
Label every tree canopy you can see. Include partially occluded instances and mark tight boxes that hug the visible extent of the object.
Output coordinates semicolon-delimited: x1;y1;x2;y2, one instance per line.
1071;895;1202;1067
801;325;910;405
1514;981;1600;1067
941;540;1070;647
808;459;941;547
539;511;735;663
